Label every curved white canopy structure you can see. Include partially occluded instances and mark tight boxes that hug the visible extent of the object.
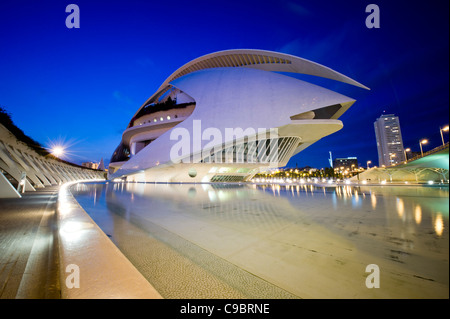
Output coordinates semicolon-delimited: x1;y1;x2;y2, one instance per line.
166;49;368;87
132;49;369;121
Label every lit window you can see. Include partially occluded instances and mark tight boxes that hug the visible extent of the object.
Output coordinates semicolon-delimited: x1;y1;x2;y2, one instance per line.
167;115;171;120
160;117;163;121
153;118;157;122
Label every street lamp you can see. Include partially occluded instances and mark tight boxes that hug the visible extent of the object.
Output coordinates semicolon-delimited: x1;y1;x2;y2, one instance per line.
404;148;411;163
440;125;449;146
51;146;65;157
419;139;428;157
367;160;372;169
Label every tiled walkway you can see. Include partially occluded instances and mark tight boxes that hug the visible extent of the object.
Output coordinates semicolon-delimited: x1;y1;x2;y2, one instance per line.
0;186;60;299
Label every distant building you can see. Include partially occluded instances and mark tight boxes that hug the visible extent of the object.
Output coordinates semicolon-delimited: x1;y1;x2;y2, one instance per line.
374;114;406;166
333;157;358;171
82;162;99;169
98;158;105;171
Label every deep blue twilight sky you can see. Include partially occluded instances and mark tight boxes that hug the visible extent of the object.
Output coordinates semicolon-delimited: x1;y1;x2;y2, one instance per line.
0;0;448;168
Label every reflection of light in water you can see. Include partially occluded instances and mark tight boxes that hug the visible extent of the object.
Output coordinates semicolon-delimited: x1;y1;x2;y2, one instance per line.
336;186;351;199
332;192;337;209
371;193;377;209
208;190;218;202
336;187;341;198
435;214;444;236
218;190;233;201
352;190;360;207
396;198;404;218
270;184;281;196
59;220;93;243
344;186;352;197
414;205;422;224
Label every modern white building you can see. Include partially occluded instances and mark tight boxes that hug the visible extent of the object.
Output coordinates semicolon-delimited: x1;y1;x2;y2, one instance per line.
109;49;368;183
374;113;406;167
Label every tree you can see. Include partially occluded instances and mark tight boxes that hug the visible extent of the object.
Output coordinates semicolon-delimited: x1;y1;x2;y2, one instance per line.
0;106;49;156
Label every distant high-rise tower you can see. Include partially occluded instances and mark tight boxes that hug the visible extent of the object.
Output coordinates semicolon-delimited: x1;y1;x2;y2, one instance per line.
98;158;105;171
374;114;406;167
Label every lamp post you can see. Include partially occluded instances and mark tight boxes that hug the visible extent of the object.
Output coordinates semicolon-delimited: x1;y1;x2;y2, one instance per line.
440;125;449;146
51;146;65;158
367;160;372;169
404;148;411;163
419;139;428;157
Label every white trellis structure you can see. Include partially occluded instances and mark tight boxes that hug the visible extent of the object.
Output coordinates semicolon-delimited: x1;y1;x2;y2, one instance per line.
0;124;105;198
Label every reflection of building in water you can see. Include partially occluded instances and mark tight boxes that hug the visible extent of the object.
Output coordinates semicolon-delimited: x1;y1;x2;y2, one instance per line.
73;181;448;242
103;182;313;233
70;182;448;298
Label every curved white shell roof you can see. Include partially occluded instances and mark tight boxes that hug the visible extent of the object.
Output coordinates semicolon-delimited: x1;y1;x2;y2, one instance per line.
165;49;369;89
133;49;369;120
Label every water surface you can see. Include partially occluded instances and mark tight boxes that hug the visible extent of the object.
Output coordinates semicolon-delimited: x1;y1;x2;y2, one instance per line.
71;182;449;299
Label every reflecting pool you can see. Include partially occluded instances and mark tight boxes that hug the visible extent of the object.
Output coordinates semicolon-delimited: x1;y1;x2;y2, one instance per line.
71;182;449;299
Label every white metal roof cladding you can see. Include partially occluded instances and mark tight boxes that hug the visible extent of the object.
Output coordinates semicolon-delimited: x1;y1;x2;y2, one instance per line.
133;49;369;120
165;49;369;90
